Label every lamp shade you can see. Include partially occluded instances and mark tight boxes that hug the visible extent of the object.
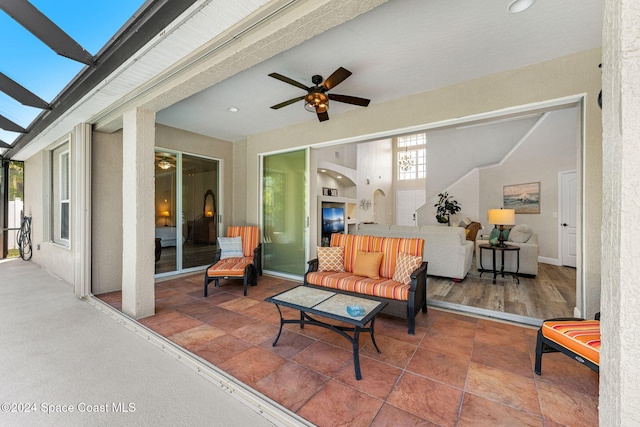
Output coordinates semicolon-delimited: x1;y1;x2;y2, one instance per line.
487;208;515;226
161;211;170;217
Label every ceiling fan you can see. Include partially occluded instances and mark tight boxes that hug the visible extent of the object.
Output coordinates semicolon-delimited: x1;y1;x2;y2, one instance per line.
155;155;175;170
269;67;370;122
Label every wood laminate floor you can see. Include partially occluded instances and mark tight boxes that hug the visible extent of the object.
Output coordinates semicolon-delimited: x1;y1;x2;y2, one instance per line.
428;256;576;322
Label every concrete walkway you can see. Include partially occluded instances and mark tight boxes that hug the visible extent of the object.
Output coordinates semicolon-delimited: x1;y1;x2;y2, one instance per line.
0;258;296;426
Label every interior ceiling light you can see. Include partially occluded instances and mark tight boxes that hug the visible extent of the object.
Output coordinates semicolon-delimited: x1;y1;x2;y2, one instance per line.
227;106;239;112
304;90;329;114
157;158;172;170
508;0;535;13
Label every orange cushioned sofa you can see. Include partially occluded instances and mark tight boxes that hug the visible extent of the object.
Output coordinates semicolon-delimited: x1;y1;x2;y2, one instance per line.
304;233;428;334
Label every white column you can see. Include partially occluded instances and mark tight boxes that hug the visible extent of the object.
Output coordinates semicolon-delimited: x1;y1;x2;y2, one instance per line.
72;123;92;297
601;0;640;423
121;108;156;319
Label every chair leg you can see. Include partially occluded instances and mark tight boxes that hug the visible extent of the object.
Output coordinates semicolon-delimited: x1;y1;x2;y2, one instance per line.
534;328;544;375
204;276;209;297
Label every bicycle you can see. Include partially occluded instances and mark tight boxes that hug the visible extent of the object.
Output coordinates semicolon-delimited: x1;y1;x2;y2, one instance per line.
16;215;32;261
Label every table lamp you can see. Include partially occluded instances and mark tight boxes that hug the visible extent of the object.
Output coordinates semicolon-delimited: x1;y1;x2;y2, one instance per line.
487;208;515;247
161;210;170;226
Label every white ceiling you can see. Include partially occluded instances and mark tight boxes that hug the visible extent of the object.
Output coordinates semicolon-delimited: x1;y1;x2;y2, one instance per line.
156;0;603;142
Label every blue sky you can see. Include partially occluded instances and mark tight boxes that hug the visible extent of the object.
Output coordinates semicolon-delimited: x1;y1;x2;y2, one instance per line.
0;0;146;145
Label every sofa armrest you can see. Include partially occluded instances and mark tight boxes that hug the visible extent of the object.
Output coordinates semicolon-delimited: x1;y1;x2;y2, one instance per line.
303;258;319;286
205;248;222;270
408;261;428;291
253;243;262;274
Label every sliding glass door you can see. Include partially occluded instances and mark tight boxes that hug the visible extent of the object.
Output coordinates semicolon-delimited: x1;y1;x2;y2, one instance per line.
155;150;220;275
182;154;220;269
262;149;308;276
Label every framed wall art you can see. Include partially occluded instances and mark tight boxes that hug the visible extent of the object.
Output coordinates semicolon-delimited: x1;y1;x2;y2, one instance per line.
503;182;540;214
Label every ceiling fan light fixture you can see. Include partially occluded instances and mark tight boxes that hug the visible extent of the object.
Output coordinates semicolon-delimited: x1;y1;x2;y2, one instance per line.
157;158;172;170
508;0;535;13
304;92;329;113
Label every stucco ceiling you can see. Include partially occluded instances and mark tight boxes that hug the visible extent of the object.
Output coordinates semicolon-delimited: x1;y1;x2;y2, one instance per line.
156;0;603;142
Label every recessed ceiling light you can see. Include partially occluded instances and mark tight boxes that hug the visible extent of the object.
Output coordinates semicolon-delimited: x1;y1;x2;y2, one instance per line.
508;0;535;13
337;175;342;179
319;169;327;173
227;107;239;112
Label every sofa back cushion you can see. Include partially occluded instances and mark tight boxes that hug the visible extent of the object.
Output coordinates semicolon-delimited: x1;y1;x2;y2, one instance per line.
330;233;423;279
227;226;260;257
330;233;372;272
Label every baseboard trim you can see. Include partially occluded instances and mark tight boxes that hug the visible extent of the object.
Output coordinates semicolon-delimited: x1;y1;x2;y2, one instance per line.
428;299;543;327
538;256;561;266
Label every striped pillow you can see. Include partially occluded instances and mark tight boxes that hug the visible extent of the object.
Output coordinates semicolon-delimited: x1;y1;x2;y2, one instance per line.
392;252;422;285
218;236;243;259
317;246;345;272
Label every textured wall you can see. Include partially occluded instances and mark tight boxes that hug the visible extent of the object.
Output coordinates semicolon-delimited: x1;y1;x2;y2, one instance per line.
600;0;640;423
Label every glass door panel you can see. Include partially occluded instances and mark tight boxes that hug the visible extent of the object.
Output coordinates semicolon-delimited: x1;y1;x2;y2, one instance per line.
263;149;307;276
182;155;220;269
154;152;177;274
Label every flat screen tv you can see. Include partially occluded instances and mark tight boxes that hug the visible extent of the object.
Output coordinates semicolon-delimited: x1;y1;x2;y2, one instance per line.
322;207;345;234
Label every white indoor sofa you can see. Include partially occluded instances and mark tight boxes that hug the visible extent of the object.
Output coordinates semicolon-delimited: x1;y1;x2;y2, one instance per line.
352;223;473;280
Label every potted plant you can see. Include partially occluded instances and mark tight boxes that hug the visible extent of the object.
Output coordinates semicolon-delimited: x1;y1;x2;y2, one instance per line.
434;192;461;225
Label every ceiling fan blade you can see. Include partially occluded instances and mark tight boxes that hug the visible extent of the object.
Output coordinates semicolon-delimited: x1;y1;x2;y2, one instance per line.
317;111;329;122
268;73;309;91
270;95;305;110
322;67;352;91
328;94;370;107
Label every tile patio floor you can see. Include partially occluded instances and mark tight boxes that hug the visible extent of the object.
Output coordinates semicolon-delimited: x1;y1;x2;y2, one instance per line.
97;274;599;427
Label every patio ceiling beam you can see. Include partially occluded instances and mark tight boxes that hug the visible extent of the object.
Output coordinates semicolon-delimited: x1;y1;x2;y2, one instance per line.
0;72;50;110
3;0;198;160
0;140;10;149
0;0;95;66
0;114;27;134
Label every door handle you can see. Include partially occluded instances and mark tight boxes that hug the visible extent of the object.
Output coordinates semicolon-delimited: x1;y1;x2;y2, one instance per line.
562;223;568;227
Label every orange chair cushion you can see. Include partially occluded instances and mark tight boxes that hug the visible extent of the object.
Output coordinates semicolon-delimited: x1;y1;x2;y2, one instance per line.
207;257;253;277
227;226;260;257
306;271;410;301
542;320;601;365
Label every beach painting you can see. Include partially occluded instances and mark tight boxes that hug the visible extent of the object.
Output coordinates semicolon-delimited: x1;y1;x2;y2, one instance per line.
503;182;540;214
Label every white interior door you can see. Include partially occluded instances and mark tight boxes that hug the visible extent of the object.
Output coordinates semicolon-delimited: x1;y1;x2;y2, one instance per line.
560;170;577;267
396;190;426;226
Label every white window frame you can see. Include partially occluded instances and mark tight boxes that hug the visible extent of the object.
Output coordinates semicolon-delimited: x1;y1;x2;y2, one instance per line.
397;133;426;180
51;142;70;247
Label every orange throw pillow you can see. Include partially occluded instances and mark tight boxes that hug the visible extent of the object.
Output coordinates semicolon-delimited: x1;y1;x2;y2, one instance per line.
353;251;383;279
392;252;423;285
317;246;345;272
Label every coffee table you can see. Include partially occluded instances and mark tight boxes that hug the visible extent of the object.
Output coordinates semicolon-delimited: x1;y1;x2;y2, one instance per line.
265;286;388;380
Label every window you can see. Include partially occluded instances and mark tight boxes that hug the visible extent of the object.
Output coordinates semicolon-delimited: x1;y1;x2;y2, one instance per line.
52;142;70;245
397;133;426;180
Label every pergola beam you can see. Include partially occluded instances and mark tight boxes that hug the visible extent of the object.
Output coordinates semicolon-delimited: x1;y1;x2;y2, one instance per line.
0;0;95;66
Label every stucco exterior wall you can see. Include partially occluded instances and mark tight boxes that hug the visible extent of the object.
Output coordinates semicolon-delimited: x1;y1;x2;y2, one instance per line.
24;138;74;286
600;0;640;423
245;48;602;317
92;130;124;294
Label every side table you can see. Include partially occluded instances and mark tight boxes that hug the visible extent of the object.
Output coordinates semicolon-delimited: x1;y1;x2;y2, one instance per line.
478;243;520;284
